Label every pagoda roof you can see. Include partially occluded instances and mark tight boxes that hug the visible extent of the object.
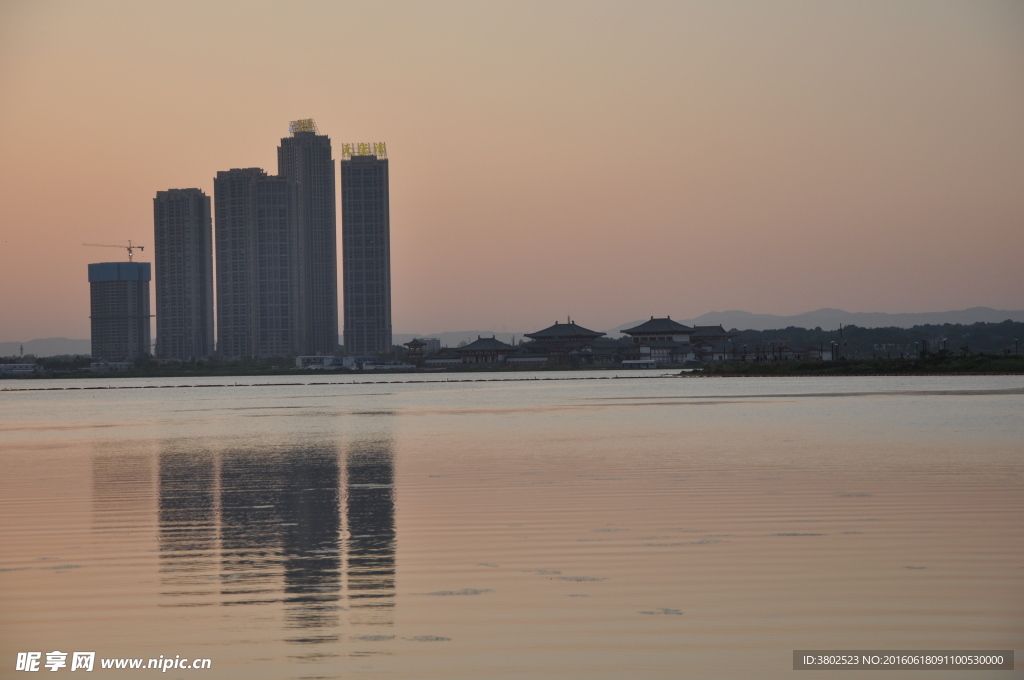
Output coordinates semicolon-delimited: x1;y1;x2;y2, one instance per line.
621;317;693;335
403;339;426;348
691;325;730;335
525;321;605;340
455;336;516;352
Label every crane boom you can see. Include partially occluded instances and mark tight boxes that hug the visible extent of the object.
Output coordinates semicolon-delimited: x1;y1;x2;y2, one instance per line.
82;240;145;261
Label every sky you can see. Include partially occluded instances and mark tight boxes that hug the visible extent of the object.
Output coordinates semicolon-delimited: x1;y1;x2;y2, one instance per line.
1;0;1022;341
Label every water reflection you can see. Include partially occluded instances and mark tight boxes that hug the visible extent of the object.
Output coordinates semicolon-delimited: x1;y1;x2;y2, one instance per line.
158;445;217;603
219;448;294;608
280;446;342;637
149;433;394;646
345;436;396;628
92;446;154;535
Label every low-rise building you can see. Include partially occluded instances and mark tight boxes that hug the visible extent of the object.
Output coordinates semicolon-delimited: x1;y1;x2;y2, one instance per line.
343;355;382;369
454;336;516;365
0;363;41;375
295;356;346;370
402;337;442;365
620;317;703;364
423;349;461;366
521;320;606;366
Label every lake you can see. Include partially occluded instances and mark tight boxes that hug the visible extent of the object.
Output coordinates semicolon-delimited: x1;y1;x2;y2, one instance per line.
1;371;1022;678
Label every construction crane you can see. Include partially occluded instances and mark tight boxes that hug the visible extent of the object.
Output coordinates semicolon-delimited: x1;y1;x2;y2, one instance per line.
82;240;145;261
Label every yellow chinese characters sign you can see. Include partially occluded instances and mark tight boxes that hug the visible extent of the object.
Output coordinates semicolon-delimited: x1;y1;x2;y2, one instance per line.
341;142;387;159
289;119;318;134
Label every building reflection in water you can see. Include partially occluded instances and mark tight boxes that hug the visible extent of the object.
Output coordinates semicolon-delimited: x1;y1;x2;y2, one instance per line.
151;431;395;645
280;445;342;635
157;443;218;604
217;443;343;643
345;435;396;629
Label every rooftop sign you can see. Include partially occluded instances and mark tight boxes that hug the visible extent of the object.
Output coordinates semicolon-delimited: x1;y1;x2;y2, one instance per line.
341;142;387;159
289;119;319;134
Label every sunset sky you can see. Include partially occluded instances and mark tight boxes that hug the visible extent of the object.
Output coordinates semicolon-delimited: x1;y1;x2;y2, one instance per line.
1;0;1022;341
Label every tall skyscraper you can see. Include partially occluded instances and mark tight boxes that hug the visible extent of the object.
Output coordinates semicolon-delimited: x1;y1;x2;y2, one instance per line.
153;188;214;360
278;119;338;355
214;168;299;358
341;143;391;355
89;261;151;360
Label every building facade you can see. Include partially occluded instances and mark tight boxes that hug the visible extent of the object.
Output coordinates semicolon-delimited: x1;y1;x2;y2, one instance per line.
454;336;516;364
278;121;338;355
341;144;391;355
88;262;151;360
153;188;214;360
214;168;300;358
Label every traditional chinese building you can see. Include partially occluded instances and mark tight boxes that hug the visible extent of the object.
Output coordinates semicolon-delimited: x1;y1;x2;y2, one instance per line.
519;320;606;366
454;336;516;365
403;338;426;365
620;317;697;364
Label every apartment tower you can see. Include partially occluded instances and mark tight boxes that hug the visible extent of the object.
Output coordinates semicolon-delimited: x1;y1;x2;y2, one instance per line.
214;168;299;358
341;143;391;355
278;119;338;355
88;261;151;360
153;188;214;359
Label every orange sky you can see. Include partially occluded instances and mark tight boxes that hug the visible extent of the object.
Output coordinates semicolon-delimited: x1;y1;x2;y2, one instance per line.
1;0;1022;340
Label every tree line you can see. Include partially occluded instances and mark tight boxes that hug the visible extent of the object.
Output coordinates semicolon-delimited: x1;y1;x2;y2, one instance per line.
727;320;1023;358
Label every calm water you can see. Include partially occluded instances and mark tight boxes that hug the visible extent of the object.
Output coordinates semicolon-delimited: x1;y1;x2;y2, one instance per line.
2;372;1022;679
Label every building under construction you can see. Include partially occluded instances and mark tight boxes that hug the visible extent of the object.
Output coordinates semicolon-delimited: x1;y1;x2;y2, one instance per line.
88;261;151;360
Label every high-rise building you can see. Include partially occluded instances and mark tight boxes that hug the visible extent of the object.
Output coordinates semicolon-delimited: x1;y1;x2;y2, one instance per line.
341;143;391;355
153;188;214;360
278;120;338;355
214;168;299;358
89;261;151;360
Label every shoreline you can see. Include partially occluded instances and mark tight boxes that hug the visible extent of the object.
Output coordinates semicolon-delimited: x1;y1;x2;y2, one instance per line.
5;370;1024;393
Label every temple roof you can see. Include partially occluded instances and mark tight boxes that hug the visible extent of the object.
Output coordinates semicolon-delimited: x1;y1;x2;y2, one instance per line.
525;321;605;340
455;336;516;352
691;325;732;338
621;317;693;335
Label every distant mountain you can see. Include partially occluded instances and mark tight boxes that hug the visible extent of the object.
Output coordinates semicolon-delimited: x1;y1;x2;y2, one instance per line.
612;307;1024;333
0;337;91;358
